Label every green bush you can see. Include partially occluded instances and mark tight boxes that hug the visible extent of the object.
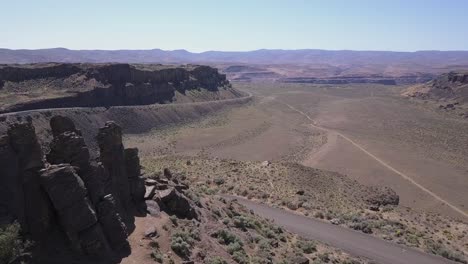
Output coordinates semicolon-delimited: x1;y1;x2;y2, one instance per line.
171;231;195;258
213;230;243;246
298;240;317;254
0;222;23;264
150;249;163;263
232;250;249;264
233;216;254;231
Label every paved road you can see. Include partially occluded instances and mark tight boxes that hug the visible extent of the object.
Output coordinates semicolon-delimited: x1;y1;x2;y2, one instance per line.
223;195;455;264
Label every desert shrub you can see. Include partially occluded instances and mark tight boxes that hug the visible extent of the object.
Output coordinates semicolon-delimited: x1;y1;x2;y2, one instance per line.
171;231;194;258
425;239;467;263
233;215;254;231
150;249;164;263
298;240;317;254
0;222;23;264
213;230;243;246
214;178;225;185
227;241;243;254
318;252;331;263
258;239;271;251
350;221;372;234
169;215;178;225
232;250;249;264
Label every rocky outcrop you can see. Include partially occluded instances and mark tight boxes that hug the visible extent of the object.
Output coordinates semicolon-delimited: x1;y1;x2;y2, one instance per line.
403;71;468;102
6;122;53;240
0;63;233;113
0;115;149;262
97;121;132;220
144;170;200;220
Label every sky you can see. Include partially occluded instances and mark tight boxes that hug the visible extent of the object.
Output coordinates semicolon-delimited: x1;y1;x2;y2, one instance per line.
1;0;467;52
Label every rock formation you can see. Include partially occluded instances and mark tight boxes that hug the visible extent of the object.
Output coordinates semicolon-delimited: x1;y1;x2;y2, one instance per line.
403;71;468;102
0;115;147;262
0;63;233;113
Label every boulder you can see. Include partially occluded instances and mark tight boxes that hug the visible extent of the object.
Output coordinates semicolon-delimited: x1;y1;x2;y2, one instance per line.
163;168;172;179
155;188;198;219
145;200;161;216
50;115;81;137
144;185;157;200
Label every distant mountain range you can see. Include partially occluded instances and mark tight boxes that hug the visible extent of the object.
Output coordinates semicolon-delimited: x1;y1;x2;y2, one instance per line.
2;48;468;82
2;48;468;66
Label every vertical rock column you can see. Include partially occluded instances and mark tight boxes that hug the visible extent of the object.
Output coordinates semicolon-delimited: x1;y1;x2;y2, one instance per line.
0;135;20;225
124;148;146;208
7;122;53;240
46;116;130;252
97;121;131;221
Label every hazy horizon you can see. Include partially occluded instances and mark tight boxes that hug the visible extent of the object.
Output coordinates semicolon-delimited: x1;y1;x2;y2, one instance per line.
1;0;468;52
3;47;468;53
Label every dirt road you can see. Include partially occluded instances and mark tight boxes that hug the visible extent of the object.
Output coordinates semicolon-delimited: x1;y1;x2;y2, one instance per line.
224;195;455;264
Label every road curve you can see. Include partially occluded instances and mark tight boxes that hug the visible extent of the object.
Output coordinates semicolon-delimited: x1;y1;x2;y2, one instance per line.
223;195;455;264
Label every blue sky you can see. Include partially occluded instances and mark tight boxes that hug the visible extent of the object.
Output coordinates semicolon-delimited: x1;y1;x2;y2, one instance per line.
1;0;467;51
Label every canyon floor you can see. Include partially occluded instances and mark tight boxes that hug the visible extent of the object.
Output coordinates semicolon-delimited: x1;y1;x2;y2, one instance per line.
125;82;468;220
118;82;468;263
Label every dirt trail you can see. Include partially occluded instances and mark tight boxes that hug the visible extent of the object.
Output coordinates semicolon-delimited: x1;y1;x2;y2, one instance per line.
277;100;468;219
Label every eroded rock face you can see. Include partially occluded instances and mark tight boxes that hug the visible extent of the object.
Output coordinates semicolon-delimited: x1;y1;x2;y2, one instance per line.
50;115;81;137
47;131;91;173
0;63;231;113
0;135;20;224
125;148;145;207
0;116;147;261
7;122;53;239
97;121;131;219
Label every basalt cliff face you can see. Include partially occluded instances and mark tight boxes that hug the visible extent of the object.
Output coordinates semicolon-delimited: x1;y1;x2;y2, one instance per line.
0;63;238;113
0;116;146;263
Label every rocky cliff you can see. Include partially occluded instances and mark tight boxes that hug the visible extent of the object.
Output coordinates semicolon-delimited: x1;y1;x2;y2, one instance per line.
0;63;239;113
0;116;147;263
403;71;468;102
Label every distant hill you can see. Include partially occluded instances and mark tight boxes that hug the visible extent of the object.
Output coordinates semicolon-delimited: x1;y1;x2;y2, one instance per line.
2;48;468;82
2;48;468;66
403;71;468;102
